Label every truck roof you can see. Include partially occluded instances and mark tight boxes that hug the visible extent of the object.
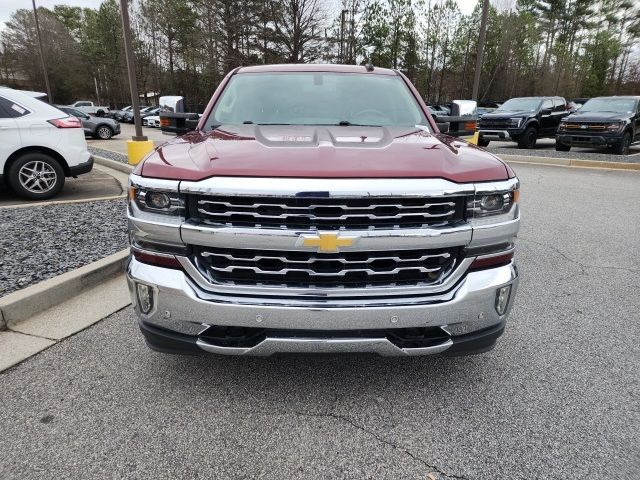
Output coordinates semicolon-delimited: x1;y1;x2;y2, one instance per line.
236;64;398;76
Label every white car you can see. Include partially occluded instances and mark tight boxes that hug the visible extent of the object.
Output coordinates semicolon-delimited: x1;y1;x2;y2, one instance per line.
143;115;160;127
0;87;93;200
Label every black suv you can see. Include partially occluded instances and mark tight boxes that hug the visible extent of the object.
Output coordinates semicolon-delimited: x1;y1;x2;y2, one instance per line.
556;96;640;155
477;96;569;148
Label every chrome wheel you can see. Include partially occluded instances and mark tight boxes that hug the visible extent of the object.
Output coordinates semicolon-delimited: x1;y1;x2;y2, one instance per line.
18;160;58;194
97;126;112;139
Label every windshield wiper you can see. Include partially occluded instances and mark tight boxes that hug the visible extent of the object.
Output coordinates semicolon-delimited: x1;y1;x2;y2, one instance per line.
336;120;379;126
243;121;292;125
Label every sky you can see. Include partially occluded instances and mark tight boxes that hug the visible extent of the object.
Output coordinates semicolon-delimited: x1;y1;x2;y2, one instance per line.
0;0;481;26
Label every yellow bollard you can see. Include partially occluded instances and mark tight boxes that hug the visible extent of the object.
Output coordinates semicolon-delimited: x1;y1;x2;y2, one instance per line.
127;139;155;165
469;131;480;146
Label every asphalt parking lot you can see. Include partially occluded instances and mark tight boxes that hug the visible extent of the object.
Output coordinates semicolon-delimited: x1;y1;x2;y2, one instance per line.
0;166;123;208
0;163;638;479
87;122;167;154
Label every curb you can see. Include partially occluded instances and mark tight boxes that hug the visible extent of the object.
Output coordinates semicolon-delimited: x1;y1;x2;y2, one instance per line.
93;155;134;174
500;154;640;171
0;249;129;330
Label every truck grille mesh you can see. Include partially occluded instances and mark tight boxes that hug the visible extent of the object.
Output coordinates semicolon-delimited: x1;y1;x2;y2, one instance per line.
189;196;464;230
193;247;460;288
479;119;510;128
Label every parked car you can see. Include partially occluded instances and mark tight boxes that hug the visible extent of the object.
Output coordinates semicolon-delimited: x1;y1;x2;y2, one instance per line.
477;96;570;148
111;105;132;121
67;100;110;117
56;106;121;140
143;115;160;127
0;87;93;199
141;107;160;119
123;106;154;123
556;96;640;154
132;64;520;357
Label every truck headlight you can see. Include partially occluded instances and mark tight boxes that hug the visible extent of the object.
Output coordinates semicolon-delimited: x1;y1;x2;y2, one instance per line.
606;123;622;132
128;176;184;216
468;180;519;218
509;118;522;127
558;122;567;131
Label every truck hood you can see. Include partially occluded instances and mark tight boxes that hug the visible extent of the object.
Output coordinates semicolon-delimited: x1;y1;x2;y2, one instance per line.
481;110;533;120
139;125;510;183
565;111;631;122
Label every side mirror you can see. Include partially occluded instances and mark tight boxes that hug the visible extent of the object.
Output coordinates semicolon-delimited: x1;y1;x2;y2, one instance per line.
436;122;449;133
160;112;199;136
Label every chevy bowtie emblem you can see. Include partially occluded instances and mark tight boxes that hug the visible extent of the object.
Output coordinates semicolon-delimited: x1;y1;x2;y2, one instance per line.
298;232;357;253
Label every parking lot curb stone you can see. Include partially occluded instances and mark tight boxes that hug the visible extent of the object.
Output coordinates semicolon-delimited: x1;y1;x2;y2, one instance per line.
501;154;640;170
94;155;134;174
0;249;129;330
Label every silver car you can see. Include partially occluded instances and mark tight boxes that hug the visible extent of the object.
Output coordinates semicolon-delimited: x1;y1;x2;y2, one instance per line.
57;106;121;140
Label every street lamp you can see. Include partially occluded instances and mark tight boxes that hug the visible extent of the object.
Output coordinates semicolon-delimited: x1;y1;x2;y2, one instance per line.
119;0;153;164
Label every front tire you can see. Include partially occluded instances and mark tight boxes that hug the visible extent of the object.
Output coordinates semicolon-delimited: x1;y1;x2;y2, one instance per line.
95;125;113;140
555;141;571;152
517;127;537;149
7;153;65;200
613;132;631;155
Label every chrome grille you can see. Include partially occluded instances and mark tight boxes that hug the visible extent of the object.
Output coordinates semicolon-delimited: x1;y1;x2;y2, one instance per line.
189;196;464;230
193;247;460;288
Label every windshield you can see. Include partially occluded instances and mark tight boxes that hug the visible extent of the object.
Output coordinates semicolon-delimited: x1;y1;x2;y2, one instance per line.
205;72;428;129
579;98;637;114
496;98;542;112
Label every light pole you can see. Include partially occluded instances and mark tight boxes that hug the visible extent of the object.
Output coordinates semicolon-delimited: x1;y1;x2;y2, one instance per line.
32;0;52;102
119;0;153;164
472;0;490;101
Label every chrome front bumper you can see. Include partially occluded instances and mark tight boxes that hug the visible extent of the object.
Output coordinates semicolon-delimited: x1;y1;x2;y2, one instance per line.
126;257;519;356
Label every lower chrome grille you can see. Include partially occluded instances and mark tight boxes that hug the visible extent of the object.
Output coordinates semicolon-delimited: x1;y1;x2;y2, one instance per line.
193;247;460;288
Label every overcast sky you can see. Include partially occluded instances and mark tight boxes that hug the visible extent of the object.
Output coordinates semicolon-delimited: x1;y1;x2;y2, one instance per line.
1;0;481;26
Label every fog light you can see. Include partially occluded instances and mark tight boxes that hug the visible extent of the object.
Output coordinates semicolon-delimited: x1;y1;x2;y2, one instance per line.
146;191;171;209
137;283;154;314
495;286;511;315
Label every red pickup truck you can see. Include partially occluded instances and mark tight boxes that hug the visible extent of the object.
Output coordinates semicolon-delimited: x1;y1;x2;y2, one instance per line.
127;64;520;357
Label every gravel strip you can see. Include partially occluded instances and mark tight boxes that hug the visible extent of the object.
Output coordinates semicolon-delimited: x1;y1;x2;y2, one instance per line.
88;146;128;164
0;199;128;297
487;146;640;163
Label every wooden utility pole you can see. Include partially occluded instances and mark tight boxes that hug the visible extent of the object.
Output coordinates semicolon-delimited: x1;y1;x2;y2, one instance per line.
472;0;490;101
32;0;52;102
119;0;147;141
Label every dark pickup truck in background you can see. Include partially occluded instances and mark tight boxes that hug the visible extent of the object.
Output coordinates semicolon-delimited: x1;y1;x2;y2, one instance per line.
478;96;569;148
556;96;640;155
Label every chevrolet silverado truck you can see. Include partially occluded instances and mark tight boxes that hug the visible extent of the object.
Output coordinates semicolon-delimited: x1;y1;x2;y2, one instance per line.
556;96;640;154
477;96;569;148
127;64;520;357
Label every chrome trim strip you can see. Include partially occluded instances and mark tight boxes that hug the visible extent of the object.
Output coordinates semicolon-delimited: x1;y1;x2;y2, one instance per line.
177;256;475;298
180;223;472;251
130;173;180;192
127;258;519;330
195;336;453;357
179;177;476;197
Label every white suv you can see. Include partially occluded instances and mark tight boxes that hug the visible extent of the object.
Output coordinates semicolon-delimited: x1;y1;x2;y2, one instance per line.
0;87;93;200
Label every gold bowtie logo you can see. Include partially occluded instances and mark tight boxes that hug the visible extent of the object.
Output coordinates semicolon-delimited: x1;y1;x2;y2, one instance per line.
299;232;357;253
